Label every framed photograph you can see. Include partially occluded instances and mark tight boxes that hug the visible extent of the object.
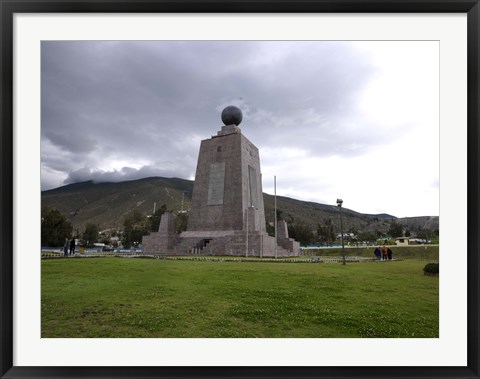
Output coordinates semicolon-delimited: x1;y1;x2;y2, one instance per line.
1;1;479;378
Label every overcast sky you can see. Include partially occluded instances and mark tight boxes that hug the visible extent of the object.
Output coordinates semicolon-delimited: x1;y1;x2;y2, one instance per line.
41;40;439;218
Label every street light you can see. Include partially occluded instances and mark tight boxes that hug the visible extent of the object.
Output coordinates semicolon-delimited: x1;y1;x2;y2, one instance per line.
337;198;346;265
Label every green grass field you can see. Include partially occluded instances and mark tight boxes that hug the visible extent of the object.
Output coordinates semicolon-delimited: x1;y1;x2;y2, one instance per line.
41;258;438;338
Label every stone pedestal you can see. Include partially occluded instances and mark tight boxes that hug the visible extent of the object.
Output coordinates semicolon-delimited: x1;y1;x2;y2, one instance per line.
141;212;179;254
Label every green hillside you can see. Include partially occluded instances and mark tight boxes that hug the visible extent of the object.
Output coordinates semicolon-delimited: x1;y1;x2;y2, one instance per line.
41;177;439;239
42;177;194;233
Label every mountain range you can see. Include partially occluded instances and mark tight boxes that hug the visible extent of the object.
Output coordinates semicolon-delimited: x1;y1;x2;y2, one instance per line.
41;176;439;237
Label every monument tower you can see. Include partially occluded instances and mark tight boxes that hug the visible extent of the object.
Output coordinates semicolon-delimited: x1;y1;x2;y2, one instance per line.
142;106;299;256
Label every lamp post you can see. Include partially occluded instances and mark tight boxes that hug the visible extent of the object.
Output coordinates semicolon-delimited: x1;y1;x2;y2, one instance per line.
337;198;346;265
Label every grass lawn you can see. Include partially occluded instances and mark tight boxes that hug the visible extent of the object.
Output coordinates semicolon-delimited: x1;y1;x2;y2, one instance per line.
42;258;438;338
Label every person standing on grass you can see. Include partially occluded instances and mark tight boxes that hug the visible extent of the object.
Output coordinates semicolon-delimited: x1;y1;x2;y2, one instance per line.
374;246;381;260
387;247;393;260
69;238;75;256
382;246;388;261
63;238;69;257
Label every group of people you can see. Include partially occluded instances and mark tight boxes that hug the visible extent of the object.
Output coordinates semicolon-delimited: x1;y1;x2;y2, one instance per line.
374;246;393;261
63;238;76;257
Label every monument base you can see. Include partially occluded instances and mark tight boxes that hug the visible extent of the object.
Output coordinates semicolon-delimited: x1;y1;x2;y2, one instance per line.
142;214;300;257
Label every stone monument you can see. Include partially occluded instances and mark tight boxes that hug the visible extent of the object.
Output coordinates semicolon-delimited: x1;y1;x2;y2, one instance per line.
142;106;300;257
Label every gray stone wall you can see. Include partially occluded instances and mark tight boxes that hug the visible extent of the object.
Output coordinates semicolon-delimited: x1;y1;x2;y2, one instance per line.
240;134;266;234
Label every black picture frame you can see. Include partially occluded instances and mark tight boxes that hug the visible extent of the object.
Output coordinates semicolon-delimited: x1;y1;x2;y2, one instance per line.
1;1;479;378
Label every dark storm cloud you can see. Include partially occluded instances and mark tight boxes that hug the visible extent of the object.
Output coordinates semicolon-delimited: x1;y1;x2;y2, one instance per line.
41;41;380;190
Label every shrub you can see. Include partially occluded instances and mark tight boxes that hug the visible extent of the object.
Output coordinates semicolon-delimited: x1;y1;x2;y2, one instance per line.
423;263;439;275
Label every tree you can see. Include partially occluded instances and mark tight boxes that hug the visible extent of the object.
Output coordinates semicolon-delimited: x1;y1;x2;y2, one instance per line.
318;218;335;246
83;222;100;247
41;207;73;247
388;221;403;238
316;223;330;244
265;221;275;237
175;212;189;233
123;210;149;248
147;204;167;232
357;230;377;244
276;209;283;221
288;222;315;245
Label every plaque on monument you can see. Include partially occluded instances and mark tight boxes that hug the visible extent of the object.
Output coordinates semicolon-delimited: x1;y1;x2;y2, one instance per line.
207;162;226;205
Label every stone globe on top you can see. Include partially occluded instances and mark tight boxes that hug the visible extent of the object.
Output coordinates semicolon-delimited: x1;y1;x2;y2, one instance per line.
221;105;243;126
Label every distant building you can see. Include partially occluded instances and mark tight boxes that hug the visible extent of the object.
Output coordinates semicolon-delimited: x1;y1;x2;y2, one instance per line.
395;237;429;246
395;237;409;246
336;233;355;239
